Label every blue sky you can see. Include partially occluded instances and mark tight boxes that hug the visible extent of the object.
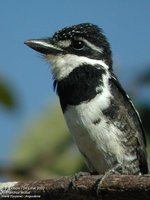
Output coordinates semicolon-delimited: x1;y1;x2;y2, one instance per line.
0;1;150;163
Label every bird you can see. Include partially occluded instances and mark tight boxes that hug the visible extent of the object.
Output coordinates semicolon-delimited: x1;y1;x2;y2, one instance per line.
25;23;148;175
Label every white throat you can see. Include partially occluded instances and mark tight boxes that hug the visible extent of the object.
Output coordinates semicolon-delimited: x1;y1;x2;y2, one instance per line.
45;54;109;80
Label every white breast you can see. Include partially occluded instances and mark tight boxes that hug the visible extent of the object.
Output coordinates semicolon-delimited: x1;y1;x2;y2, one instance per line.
64;80;125;174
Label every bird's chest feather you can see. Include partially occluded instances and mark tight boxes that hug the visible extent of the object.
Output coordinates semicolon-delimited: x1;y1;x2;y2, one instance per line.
64;92;124;172
57;65;124;172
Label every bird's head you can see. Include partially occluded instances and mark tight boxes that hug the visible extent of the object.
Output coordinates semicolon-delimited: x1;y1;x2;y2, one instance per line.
25;23;112;80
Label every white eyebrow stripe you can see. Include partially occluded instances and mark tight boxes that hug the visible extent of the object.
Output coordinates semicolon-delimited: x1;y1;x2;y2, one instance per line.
81;38;103;53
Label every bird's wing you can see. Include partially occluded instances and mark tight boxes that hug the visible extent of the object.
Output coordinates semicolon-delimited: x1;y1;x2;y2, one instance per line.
108;74;148;174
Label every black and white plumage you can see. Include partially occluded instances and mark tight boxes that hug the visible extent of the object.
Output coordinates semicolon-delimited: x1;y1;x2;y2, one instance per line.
25;23;148;175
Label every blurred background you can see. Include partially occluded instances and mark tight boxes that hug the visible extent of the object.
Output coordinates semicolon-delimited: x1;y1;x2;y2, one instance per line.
0;1;150;181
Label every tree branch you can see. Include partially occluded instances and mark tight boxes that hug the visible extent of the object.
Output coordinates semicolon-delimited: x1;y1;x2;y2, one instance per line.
1;175;150;200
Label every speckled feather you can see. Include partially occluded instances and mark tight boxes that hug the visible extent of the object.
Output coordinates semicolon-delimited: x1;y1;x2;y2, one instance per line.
52;23;112;67
52;24;148;174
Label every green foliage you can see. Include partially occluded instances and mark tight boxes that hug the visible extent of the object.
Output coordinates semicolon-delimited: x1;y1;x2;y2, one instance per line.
0;77;17;110
12;104;85;179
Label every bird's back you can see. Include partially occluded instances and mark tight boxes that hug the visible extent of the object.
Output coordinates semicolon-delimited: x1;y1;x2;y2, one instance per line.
107;74;148;174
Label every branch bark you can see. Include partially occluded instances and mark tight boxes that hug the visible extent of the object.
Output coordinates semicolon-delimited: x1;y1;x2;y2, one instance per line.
1;175;150;200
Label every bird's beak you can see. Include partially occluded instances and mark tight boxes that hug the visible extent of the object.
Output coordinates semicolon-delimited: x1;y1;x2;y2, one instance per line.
24;39;63;55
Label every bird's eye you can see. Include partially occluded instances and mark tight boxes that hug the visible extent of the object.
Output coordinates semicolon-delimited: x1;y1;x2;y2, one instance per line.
72;40;84;50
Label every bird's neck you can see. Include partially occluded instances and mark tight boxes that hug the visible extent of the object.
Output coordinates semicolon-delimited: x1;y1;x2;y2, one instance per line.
54;64;106;112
